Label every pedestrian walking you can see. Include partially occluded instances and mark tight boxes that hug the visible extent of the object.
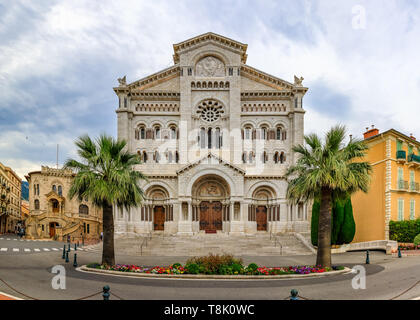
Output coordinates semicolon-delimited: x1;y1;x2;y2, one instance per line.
100;231;103;241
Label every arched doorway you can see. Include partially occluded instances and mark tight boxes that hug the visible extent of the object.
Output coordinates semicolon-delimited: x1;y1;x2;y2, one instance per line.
153;206;165;231
251;186;277;231
49;222;59;238
191;175;230;233
144;185;171;231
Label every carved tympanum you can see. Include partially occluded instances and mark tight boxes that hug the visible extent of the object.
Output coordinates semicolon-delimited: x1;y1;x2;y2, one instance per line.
195;56;225;77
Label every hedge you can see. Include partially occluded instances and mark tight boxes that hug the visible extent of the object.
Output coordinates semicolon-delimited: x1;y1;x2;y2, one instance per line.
389;219;420;243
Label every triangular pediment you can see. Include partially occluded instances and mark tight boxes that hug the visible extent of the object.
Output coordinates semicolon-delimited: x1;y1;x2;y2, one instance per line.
173;32;248;64
176;153;245;176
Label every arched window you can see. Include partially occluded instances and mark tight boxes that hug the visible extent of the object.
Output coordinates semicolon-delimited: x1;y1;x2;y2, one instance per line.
143;151;148;163
215;128;221;149
245;127;251;140
57;186;62;196
154;126;161;139
140;127;145;139
170;126;177;139
200;128;206;149
79;204;89;215
242;152;247;164
249;152;254;163
276;127;282;140
154;151;160;163
280;152;286;164
34;199;40;210
175;151;179;163
52;185;57;193
207;128;212;149
262;151;268;163
274;152;279;164
261;127;268;140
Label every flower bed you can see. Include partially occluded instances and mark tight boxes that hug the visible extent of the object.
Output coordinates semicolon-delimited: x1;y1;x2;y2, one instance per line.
398;243;420;251
86;258;344;276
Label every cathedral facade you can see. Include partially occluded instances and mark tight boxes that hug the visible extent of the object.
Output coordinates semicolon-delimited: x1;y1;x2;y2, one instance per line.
114;33;309;236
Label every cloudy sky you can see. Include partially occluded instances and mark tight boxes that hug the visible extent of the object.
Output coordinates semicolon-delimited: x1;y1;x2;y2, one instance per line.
1;0;419;179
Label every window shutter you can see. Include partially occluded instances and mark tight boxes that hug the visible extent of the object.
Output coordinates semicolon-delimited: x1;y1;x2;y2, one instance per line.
410;200;415;220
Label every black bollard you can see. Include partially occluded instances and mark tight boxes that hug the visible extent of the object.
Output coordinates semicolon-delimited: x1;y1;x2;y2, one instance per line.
103;285;110;300
398;246;402;258
74;243;77;251
290;289;299;300
62;245;66;259
73;253;78;267
68;243;71;252
65;250;69;263
365;250;370;264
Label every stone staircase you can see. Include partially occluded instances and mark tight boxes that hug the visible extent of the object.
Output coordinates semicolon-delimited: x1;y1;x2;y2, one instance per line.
85;232;314;256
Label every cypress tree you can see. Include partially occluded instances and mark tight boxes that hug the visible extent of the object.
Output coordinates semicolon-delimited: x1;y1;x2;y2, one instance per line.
339;197;356;243
332;199;345;245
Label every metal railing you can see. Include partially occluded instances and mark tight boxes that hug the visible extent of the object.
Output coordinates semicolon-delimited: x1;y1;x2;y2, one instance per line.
139;231;153;256
273;235;283;255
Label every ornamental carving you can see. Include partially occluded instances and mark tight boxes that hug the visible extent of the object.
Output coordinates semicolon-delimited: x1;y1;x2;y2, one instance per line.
198;183;223;197
195;56;225;77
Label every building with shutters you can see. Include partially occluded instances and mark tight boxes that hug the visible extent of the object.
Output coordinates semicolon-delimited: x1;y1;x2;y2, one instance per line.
113;33;310;236
352;127;420;242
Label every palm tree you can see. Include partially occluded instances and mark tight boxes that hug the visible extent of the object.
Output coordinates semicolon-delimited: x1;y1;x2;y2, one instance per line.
64;134;146;266
286;125;371;267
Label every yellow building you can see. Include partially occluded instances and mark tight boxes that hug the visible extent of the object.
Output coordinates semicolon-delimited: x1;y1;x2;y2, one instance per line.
352;127;420;242
0;162;22;234
25;166;102;241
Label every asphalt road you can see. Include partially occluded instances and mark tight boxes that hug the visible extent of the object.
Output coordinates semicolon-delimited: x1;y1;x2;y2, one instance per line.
0;235;79;255
0;234;419;300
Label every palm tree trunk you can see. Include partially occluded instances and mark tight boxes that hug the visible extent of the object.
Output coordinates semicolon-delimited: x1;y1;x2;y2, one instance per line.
102;204;115;266
316;187;332;268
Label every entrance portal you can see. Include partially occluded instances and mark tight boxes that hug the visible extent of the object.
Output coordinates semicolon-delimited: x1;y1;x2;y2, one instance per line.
153;206;165;231
199;201;222;231
49;222;59;238
256;206;267;231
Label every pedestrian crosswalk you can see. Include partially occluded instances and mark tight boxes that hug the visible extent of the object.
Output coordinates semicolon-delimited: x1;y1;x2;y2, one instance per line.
0;247;85;253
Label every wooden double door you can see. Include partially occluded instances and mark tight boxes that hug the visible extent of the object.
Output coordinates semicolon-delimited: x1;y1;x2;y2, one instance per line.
256;206;267;231
153;206;165;231
199;201;223;231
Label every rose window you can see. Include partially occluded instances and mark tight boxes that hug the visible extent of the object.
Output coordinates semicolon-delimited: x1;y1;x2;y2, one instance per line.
197;100;224;123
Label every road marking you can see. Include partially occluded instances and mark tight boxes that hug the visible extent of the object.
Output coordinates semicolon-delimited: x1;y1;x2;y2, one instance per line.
0;291;23;300
52;248;59;251
24;249;30;252
43;248;50;251
12;248;19;252
34;249;40;252
0;248;7;252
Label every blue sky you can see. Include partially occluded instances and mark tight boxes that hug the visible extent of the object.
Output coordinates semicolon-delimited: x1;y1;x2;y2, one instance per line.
1;0;419;178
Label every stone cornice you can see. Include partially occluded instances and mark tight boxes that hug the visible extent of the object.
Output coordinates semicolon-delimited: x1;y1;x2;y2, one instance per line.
130;91;180;101
241;65;308;95
113;66;180;94
173;32;248;64
241;91;293;100
176;153;246;175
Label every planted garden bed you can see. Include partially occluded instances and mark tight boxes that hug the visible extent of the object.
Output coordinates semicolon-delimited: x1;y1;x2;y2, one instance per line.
85;254;345;276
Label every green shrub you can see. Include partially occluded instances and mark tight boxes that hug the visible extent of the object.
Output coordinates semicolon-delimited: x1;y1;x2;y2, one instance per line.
186;254;243;274
389;219;420;243
231;263;243;274
185;263;199;274
332;199;344;245
339;198;356;244
247;263;258;273
414;234;420;246
171;263;182;269
86;262;101;268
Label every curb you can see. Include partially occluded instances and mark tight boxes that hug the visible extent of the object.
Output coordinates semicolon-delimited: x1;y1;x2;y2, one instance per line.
77;266;352;281
0;291;23;300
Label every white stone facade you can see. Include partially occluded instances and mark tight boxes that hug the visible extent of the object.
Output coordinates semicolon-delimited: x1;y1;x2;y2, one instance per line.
114;33;309;236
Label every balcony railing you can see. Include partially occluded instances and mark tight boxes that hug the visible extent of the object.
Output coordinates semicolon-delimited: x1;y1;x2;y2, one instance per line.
410;181;420;192
408;153;420;165
396;150;407;162
398;179;409;190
